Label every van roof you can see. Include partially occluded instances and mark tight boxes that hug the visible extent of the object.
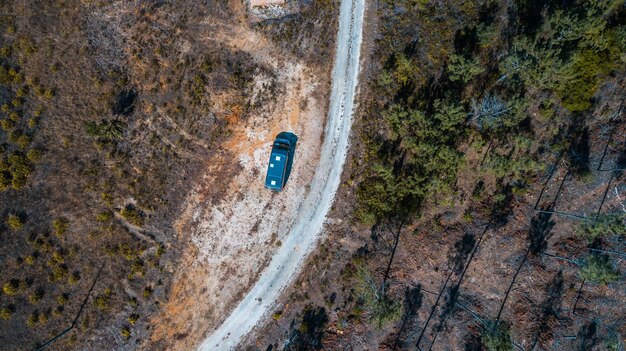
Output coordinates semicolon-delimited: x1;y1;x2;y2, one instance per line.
265;147;288;189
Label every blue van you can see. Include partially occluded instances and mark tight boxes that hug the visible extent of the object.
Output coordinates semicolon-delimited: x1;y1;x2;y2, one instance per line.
265;137;291;191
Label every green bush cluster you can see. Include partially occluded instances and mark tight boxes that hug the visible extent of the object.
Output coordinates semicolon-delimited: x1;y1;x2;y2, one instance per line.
142;286;153;299
0;152;33;190
6;214;23;230
502;2;625;113
0;66;22;85
579;253;620;285
52;218;69;237
25;311;49;327
577;213;625;241
2;280;18;296
130;260;145;278
94;288;112;310
26;313;38;328
48;265;68;283
355;267;402;328
482;320;513;351
120;326;131;339
96;210;113;222
0;307;12;320
28;290;43;305
120;205;144;227
127;313;139;325
357;100;467;223
447;54;485;83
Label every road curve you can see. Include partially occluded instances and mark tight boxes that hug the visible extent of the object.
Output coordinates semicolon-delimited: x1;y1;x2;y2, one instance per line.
198;0;365;349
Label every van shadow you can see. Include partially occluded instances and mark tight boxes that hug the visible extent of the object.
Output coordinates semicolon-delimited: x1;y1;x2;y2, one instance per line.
276;131;298;187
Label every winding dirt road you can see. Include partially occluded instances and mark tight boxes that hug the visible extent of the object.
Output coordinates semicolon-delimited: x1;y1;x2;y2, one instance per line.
197;0;366;348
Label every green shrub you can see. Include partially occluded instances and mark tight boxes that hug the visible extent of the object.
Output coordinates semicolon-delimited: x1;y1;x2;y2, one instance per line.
6;214;24;230
0;118;15;131
26;149;41;163
53;218;69;237
577;213;625;241
16;86;27;98
0;307;12;320
130;260;144;277
556;49;613;112
68;272;80;285
155;243;165;258
101;192;114;205
0;45;11;58
57;294;67;305
447;54;485;83
482;320;513;351
127;314;139;325
43;88;53;100
120;205;144;227
120;326;131;339
28;290;43;304
9;112;19;122
26;313;38;328
96;210;113;222
579;253;620;285
52;306;63;317
117;243;136;260
142;286;153;299
48;265;68;282
7;153;32;189
356;267;402;328
51;251;64;264
94;292;111;310
38;312;48;324
0;172;11;190
24;255;35;265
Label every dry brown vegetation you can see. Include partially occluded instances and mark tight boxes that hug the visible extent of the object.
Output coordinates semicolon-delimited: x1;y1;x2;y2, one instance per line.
0;0;312;349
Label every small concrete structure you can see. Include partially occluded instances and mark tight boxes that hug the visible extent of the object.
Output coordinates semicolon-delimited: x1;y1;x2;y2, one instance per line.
249;0;285;7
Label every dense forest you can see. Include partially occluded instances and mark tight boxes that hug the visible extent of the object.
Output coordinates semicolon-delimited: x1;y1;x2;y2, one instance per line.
357;0;625;223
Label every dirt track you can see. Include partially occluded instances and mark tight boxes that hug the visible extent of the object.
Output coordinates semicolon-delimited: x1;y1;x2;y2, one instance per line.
197;0;365;348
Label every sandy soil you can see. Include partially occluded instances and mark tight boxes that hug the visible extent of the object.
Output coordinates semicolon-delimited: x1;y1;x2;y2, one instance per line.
148;4;329;350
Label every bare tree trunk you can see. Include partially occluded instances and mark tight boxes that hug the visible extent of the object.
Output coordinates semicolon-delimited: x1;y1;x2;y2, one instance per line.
380;218;406;296
495;245;531;322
